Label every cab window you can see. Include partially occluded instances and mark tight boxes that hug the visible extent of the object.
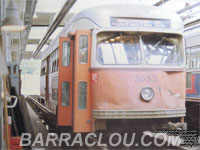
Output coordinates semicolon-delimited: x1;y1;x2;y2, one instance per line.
97;32;141;65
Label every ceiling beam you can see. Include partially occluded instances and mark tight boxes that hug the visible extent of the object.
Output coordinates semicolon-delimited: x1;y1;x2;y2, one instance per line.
154;0;170;6
31;13;74;27
27;39;52;45
32;0;77;58
21;0;37;52
177;2;200;14
31;24;65;27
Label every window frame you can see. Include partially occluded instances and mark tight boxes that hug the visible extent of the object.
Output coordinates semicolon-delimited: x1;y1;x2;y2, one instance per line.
142;35;184;66
79;35;88;64
78;81;87;110
62;41;71;67
95;31;185;68
40;59;47;76
61;81;70;107
186;72;192;89
96;35;142;65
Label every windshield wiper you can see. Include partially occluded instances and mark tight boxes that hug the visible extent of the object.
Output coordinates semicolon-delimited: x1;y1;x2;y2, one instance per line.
154;37;165;48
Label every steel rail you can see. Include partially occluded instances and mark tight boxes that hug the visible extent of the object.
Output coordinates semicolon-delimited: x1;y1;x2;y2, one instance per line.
27;96;55;119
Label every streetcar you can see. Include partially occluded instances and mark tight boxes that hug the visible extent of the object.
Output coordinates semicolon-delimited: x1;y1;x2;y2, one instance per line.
185;25;200;129
39;4;186;132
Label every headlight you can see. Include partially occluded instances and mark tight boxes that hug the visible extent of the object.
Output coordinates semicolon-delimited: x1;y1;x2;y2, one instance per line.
140;87;154;102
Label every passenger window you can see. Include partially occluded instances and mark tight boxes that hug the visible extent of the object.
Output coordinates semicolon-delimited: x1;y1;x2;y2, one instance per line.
62;42;70;66
78;82;87;109
41;67;46;76
79;36;88;63
41;59;47;76
52;61;55;72
55;50;58;71
61;82;70;106
57;58;59;71
7;66;11;74
186;72;192;89
49;55;52;73
52;77;58;100
13;65;17;75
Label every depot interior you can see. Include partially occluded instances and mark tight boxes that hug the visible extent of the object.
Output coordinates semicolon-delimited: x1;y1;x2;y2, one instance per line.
0;0;200;149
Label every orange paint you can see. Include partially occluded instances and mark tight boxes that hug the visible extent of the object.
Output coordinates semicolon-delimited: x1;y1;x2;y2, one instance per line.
91;69;185;111
73;30;92;132
57;37;73;126
91;72;98;83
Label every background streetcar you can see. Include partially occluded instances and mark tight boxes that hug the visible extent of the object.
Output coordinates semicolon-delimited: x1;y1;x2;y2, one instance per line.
185;26;200;130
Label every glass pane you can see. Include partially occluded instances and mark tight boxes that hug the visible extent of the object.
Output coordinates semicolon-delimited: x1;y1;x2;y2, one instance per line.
97;32;141;65
7;66;11;74
187;47;200;69
78;82;87;109
52;77;58;100
186;72;192;89
13;65;17;75
62;42;70;66
142;35;183;65
49;55;52;73
79;36;88;63
41;59;46;76
61;82;70;106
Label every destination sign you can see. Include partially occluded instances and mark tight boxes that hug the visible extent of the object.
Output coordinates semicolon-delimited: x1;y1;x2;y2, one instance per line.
110;17;171;29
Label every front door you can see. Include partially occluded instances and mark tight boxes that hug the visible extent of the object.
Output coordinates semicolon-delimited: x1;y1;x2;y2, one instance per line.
57;37;73;126
57;30;92;132
73;30;92;132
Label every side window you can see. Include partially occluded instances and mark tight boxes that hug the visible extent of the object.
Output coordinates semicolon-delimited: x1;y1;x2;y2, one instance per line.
61;82;70;106
55;49;58;71
52;52;55;72
49;49;59;73
41;59;46;76
50;54;53;73
13;65;17;75
186;72;192;89
57;49;59;71
7;66;11;74
52;62;55;72
52;77;58;100
78;81;87;109
54;51;56;72
79;36;88;63
62;42;70;66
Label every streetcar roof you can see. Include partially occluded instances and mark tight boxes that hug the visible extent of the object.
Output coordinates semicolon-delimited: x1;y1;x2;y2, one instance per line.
41;4;183;60
72;4;183;30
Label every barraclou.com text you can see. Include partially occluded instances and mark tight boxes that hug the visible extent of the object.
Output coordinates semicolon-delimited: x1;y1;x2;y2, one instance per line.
20;132;182;147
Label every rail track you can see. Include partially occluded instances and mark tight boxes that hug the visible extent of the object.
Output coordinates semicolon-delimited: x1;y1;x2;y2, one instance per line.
26;96;59;133
26;96;197;150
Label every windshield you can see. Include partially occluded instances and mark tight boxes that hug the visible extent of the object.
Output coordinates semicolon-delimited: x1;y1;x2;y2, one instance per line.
97;32;141;65
96;32;183;66
142;35;183;65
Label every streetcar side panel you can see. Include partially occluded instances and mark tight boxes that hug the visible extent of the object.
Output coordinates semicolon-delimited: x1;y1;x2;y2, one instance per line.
186;72;200;99
40;76;45;99
48;72;58;115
